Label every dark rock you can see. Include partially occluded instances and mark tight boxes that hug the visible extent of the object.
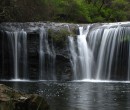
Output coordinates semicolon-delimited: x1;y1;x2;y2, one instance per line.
0;22;92;80
56;54;72;81
0;84;49;110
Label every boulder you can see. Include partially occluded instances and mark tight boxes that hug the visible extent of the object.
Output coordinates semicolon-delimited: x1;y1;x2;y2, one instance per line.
0;84;49;110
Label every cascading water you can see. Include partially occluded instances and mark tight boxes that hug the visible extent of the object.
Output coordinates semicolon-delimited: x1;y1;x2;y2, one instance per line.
69;26;94;80
128;42;130;80
6;30;27;80
69;23;130;81
2;27;56;80
39;27;56;80
1;22;130;81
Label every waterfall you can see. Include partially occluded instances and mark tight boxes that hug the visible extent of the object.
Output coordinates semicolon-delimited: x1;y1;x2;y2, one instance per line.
2;22;130;81
69;23;130;80
69;25;94;80
6;30;27;79
68;36;78;79
127;28;130;80
14;32;18;79
39;27;56;80
4;27;56;80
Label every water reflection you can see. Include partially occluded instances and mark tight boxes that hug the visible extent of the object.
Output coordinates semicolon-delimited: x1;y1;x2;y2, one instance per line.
1;81;130;110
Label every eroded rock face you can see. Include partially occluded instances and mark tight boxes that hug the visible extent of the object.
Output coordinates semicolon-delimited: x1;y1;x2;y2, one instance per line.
0;22;100;80
0;22;82;80
0;84;49;110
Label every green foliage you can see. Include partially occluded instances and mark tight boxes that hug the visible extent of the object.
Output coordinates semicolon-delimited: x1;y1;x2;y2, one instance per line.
0;0;130;23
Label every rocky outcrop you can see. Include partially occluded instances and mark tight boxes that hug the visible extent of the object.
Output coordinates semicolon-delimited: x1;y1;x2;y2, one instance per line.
0;22;101;80
0;22;78;80
0;84;49;110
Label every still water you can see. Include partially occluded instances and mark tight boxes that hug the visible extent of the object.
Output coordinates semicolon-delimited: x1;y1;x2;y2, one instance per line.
1;81;130;110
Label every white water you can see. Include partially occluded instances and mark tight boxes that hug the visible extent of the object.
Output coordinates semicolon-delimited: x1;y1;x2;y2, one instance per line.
39;27;56;80
69;23;130;80
3;22;130;81
6;30;27;79
39;27;45;79
22;30;28;79
68;36;78;79
69;26;94;80
5;27;56;80
127;28;130;80
14;32;18;79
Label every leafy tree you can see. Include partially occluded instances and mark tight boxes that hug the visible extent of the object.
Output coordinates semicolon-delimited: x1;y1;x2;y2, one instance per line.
0;0;130;23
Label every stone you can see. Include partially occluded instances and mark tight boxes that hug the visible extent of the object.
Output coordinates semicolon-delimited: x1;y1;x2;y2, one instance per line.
0;84;49;110
0;22;93;80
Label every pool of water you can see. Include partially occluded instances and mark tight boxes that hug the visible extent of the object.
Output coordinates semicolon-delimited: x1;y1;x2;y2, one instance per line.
1;81;130;110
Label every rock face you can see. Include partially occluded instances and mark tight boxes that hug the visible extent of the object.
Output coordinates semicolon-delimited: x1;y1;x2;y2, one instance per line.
0;22;89;80
0;84;49;110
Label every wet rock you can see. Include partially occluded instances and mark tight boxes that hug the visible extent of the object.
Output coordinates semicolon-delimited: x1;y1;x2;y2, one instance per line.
0;22;91;80
0;84;49;110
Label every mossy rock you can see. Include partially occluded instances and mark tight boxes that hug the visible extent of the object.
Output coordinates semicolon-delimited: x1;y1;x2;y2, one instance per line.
0;84;49;110
48;28;70;48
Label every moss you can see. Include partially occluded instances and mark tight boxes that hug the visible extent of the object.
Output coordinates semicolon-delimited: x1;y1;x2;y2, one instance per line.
70;28;78;37
48;28;70;48
48;27;78;49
